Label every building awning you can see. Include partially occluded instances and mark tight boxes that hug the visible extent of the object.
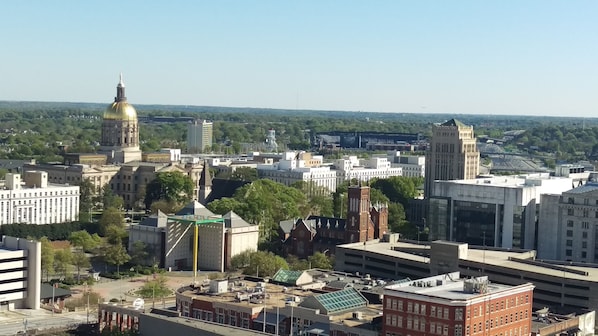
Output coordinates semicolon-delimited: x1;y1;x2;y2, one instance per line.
40;284;72;300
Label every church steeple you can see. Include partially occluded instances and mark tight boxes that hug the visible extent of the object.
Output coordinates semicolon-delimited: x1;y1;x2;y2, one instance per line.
115;73;126;102
198;160;213;205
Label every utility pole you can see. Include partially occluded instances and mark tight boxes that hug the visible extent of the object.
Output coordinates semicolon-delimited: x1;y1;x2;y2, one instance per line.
52;284;55;317
86;282;90;324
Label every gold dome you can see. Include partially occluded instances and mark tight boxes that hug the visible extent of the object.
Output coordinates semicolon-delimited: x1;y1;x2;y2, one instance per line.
103;101;137;121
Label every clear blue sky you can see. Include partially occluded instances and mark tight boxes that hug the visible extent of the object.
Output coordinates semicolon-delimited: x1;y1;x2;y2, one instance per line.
1;1;597;117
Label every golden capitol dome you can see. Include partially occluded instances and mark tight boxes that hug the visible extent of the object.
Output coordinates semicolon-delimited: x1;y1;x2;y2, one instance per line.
103;74;137;121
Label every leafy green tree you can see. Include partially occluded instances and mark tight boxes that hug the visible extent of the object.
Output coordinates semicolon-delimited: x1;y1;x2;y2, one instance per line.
102;185;124;210
144;171;194;209
388;202;410;234
103;244;131;275
243;251;288;277
99;207;124;236
72;250;91;282
287;255;310;271
308;252;333;270
291;181;333;217
369;187;390;205
136;275;171;300
206;197;242;215
105;225;127;245
370;176;422;206
130;241;149;267
208;179;308;242
78;178;96;222
69;230;101;252
54;248;73;280
230;167;258;181
40;237;55;282
149;199;183;214
229;249;254;271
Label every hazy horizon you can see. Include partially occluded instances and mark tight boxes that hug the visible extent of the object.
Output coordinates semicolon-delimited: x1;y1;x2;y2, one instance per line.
1;2;597;117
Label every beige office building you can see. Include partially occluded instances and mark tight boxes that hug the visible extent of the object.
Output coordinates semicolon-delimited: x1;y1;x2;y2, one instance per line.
425;119;479;197
187;120;213;153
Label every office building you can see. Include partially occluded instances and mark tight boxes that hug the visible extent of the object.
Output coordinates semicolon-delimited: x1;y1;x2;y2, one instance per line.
389;152;426;178
257;152;337;192
0;172;79;225
187;119;213;153
0;235;41;310
175;271;383;336
383;272;535;336
425;119;480;198
427;174;573;249
334;156;403;185
538;182;598;262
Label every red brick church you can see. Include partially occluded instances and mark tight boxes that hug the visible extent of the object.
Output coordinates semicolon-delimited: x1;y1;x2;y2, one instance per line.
279;185;388;259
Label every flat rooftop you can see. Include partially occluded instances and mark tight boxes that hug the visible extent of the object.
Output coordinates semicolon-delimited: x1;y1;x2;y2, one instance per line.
385;273;518;301
142;311;269;336
437;174;569;188
338;239;598;282
177;274;384;325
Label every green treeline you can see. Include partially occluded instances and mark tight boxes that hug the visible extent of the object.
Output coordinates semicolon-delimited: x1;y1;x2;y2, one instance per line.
2;101;598;162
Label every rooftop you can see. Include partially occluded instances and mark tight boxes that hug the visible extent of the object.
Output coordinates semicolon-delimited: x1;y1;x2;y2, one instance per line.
565;182;598;194
300;287;368;314
440;118;468;128
338;239;598;282
384;272;523;301
436;173;569;188
271;269;305;285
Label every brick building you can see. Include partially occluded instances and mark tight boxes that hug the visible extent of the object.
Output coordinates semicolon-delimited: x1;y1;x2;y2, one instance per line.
279;185;388;258
383;272;535;336
175;273;383;336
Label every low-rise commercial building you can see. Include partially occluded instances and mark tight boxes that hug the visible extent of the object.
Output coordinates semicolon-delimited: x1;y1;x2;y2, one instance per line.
175;271;384;336
383;272;535;336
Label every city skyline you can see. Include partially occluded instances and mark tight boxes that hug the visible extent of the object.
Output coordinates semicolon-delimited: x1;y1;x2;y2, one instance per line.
1;1;597;117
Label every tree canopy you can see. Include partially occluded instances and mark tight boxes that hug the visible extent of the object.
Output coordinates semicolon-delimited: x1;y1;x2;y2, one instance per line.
207;179;309;241
242;251;289;277
144;171;194;209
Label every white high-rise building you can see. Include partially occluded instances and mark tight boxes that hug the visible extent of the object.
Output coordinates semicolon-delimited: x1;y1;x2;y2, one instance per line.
0;236;41;309
0;172;80;225
187;120;213;153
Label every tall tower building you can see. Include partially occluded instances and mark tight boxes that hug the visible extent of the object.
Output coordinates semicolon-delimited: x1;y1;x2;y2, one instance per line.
99;74;142;164
187;120;213;153
425;119;479;197
345;185;375;243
